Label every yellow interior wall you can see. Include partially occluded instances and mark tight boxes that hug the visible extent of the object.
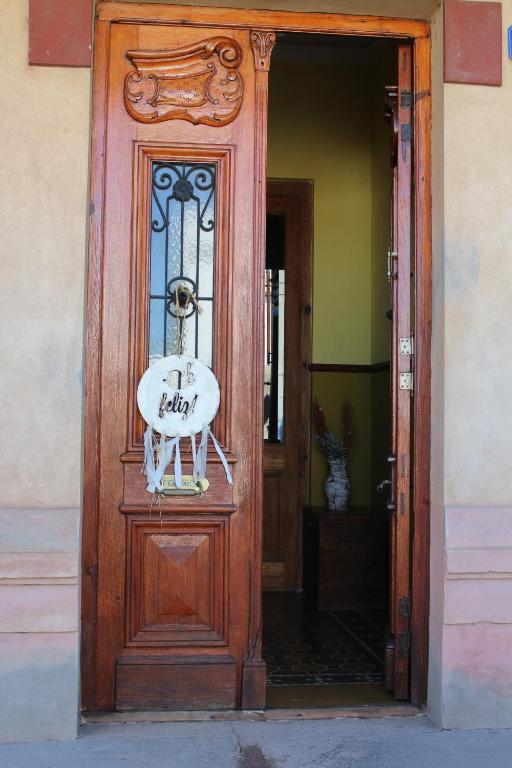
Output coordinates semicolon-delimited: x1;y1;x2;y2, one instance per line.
267;60;373;365
267;50;393;508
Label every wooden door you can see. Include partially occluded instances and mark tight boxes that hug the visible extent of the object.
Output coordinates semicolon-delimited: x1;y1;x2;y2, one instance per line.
262;180;312;591
82;6;275;711
384;45;413;701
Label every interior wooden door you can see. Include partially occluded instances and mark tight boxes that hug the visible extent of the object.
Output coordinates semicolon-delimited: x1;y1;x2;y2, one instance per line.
82;5;275;711
384;44;413;701
262;180;312;591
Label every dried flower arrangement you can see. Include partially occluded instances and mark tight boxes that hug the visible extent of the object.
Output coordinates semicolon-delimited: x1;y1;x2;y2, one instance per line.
312;397;354;510
312;398;348;462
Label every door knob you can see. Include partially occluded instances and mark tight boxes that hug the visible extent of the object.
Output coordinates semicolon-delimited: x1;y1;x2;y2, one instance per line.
377;479;391;493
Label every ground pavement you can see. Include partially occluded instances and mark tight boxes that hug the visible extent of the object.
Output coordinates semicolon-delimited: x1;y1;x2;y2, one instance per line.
1;714;512;767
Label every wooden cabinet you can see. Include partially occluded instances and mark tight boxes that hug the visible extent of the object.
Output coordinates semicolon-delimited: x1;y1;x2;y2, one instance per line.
304;508;387;611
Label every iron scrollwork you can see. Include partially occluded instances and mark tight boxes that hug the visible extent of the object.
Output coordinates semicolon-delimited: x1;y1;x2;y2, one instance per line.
152;163;216;235
149;163;216;364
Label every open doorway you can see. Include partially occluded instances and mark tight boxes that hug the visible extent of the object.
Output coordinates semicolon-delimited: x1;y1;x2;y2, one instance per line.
262;33;407;708
83;2;430;715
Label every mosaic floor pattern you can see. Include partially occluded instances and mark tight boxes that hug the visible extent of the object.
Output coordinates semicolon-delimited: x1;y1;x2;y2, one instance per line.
263;593;386;686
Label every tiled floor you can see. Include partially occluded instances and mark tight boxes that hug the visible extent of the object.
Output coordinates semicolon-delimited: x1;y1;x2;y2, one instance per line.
263;593;386;687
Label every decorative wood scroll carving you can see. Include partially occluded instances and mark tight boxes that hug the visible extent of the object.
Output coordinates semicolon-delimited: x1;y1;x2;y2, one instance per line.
124;37;244;125
250;31;276;72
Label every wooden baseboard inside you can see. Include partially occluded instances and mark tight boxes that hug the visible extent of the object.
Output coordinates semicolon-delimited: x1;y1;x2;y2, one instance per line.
262;560;285;590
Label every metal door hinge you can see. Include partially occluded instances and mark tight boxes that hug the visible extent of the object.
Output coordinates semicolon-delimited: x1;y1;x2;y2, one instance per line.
387;249;398;283
399;372;413;391
399;337;414;356
400;90;412;109
401;123;413;143
397;631;411;653
398;595;411;618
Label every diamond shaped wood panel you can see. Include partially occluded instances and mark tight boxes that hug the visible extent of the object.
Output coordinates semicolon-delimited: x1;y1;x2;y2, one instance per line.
127;518;228;645
145;535;210;626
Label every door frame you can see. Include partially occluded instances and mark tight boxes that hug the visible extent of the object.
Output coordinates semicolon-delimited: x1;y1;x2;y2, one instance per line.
83;1;431;708
263;178;313;591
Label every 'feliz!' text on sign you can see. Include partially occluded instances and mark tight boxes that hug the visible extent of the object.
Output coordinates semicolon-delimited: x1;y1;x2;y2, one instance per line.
159;390;198;420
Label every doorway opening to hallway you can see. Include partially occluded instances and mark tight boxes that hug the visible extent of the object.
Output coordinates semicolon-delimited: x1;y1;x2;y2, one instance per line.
262;32;411;708
82;2;431;716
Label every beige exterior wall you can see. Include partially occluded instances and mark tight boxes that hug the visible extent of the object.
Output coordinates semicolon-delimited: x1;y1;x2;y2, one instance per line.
429;0;512;730
1;0;512;741
0;0;90;742
427;0;446;729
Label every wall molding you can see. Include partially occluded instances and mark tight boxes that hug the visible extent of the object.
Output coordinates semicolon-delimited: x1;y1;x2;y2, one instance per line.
0;508;80;553
309;361;390;373
0;552;78;585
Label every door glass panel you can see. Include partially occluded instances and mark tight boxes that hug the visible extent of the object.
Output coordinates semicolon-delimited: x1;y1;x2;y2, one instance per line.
264;213;285;442
149;162;216;366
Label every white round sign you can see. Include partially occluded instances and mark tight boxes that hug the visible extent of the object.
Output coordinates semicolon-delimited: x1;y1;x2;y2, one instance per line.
137;354;220;438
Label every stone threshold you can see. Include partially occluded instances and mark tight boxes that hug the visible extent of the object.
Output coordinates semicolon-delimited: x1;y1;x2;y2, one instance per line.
82;704;423;724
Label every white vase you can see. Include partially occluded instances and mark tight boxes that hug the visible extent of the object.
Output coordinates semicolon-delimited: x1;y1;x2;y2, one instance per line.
324;458;350;511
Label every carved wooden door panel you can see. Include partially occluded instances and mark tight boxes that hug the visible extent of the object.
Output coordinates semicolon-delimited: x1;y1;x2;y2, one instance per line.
384;45;413;701
82;7;275;711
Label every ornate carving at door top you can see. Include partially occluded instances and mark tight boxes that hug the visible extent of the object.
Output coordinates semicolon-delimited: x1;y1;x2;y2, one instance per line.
124;37;244;126
250;31;276;72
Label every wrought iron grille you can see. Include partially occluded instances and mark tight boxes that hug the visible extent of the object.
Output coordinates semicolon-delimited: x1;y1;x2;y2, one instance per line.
149;162;216;366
